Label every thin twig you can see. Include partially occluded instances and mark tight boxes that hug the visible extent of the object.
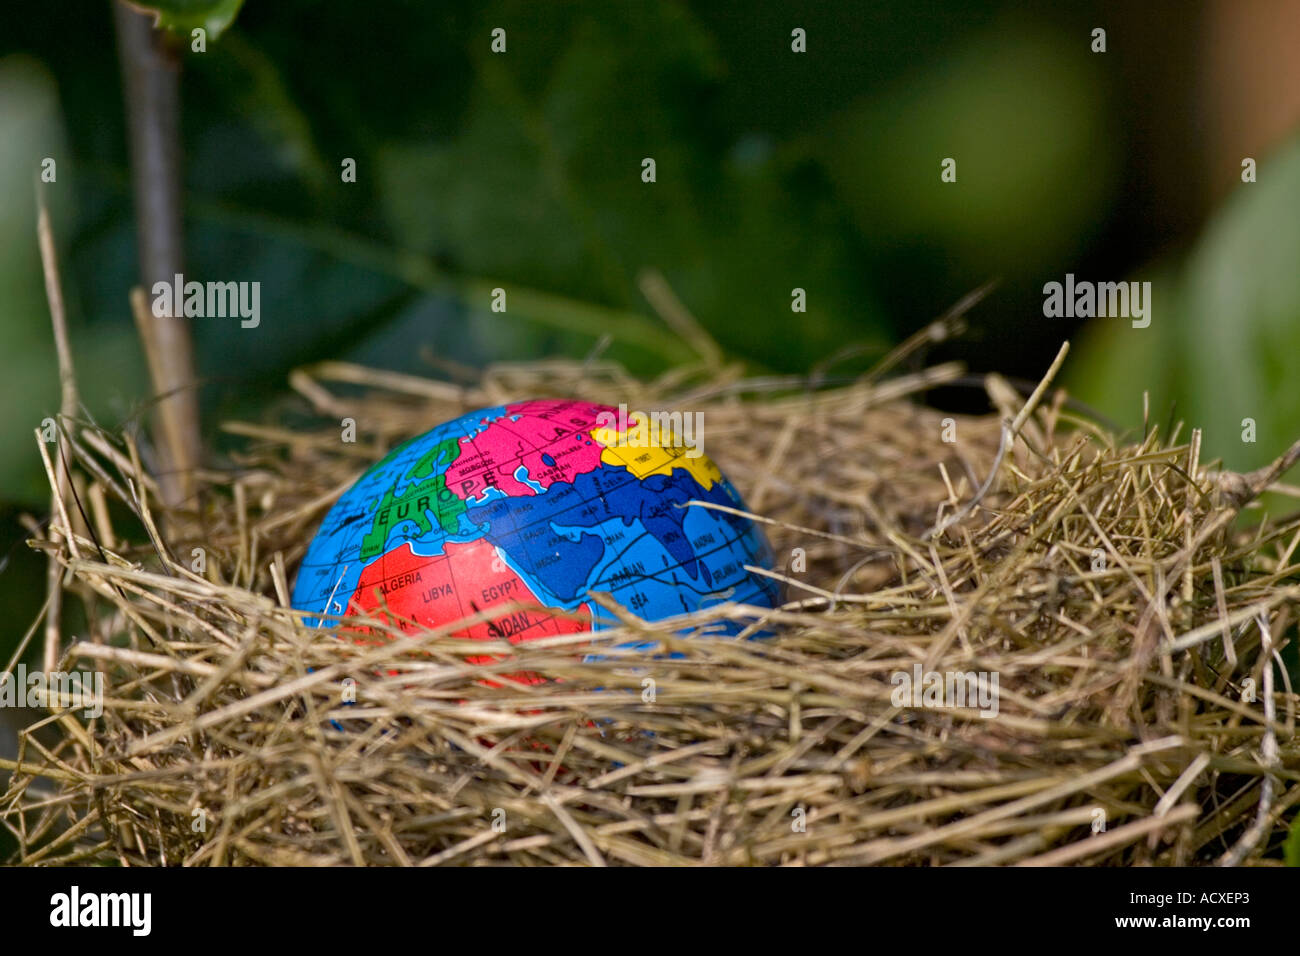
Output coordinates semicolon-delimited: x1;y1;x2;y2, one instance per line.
923;340;1070;540
1217;612;1279;866
36;191;78;675
114;0;201;508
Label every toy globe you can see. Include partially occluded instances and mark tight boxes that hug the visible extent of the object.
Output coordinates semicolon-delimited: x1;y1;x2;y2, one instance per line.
292;399;779;646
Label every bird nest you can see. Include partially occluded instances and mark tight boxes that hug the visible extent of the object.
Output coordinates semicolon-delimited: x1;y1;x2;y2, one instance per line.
4;342;1300;867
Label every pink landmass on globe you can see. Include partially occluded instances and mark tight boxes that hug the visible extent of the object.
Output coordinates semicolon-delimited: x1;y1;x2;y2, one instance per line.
443;400;611;502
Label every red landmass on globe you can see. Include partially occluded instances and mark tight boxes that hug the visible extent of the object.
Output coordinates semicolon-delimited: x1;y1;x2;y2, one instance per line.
347;539;592;663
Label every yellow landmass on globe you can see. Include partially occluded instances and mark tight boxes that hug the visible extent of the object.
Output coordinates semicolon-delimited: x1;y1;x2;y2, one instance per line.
591;424;720;489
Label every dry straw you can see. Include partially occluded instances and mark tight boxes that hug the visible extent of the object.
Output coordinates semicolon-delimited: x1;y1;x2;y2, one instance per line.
4;316;1300;866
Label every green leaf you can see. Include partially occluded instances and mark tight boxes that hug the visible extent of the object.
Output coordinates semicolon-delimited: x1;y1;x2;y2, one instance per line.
126;0;245;41
1177;134;1300;473
1062;263;1181;443
1069;133;1300;479
1285;813;1300;867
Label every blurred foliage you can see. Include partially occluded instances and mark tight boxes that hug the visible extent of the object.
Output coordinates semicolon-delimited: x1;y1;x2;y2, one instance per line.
1069;134;1300;472
817;28;1114;279
1287;812;1300;867
0;0;1134;508
0;57;148;503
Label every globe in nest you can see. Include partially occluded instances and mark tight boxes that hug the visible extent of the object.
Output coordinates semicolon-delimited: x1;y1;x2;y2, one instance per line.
292;399;779;650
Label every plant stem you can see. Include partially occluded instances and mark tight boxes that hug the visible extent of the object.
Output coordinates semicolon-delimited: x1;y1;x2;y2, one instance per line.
113;0;200;509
